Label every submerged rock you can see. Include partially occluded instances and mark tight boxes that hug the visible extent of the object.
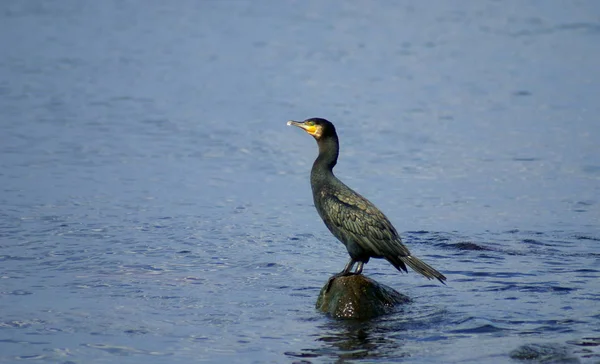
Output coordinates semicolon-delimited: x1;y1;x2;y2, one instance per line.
509;343;579;363
316;275;410;319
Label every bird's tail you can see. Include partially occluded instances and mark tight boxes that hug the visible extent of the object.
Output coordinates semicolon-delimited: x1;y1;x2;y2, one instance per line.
400;255;447;284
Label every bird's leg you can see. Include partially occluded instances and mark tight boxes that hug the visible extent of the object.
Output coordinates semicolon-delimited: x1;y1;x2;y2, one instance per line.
354;261;364;275
340;258;356;275
326;259;357;292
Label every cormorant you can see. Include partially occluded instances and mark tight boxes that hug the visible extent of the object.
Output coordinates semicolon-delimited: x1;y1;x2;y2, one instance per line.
288;117;446;284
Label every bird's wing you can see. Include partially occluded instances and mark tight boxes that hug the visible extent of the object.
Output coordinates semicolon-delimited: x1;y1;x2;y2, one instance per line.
321;188;411;258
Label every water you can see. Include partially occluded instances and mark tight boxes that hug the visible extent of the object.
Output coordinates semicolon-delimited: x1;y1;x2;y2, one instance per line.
1;1;599;363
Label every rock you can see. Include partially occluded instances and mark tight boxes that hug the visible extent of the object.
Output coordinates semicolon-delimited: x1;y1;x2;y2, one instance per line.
316;274;410;319
509;343;580;363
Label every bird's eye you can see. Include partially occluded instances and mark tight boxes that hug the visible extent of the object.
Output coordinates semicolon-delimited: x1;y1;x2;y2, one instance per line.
306;121;315;126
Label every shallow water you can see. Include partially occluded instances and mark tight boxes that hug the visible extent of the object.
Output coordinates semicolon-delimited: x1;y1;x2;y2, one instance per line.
1;1;600;363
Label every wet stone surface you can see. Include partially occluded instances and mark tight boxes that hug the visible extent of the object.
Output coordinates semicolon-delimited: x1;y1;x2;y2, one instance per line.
316;275;411;320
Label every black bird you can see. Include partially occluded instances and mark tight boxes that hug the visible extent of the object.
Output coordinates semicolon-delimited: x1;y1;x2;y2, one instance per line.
288;117;446;284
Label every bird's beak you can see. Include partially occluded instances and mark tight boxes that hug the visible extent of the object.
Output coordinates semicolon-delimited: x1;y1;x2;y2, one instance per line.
287;120;317;135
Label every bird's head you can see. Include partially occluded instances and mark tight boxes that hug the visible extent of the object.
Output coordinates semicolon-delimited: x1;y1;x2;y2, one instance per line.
287;118;337;140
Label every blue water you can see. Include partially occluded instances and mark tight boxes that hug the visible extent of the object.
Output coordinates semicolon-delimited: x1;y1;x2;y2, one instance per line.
1;1;599;363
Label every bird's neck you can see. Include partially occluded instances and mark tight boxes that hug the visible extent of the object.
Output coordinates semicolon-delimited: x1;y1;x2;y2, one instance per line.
311;135;339;183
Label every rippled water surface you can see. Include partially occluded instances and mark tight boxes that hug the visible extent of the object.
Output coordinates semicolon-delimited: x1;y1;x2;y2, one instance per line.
1;1;599;363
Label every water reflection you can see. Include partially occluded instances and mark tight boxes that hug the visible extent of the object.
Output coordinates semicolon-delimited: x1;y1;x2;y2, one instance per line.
287;301;453;362
287;317;409;362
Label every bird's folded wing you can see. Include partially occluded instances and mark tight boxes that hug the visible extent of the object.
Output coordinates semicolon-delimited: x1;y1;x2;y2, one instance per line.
322;191;411;257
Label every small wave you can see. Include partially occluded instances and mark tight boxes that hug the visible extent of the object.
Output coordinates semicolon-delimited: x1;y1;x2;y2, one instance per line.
509;22;600;37
521;238;552;246
567;337;600;347
456;271;534;279
484;283;576;293
449;324;509;334
452;242;491;251
284;350;320;358
82;343;169;356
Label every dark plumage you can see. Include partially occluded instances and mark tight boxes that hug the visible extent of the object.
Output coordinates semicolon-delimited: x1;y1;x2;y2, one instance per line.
288;117;446;284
